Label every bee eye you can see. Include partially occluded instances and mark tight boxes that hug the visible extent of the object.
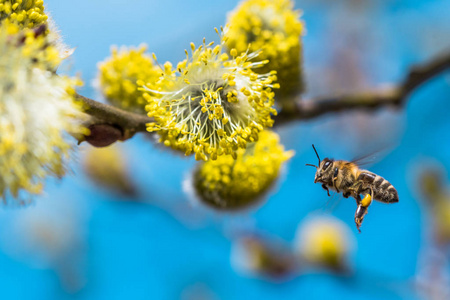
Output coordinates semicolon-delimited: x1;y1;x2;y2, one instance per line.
323;161;331;170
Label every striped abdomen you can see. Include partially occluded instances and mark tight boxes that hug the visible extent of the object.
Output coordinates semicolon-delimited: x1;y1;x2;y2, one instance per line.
357;172;399;203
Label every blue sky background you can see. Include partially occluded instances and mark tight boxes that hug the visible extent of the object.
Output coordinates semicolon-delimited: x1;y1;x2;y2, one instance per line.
0;0;449;299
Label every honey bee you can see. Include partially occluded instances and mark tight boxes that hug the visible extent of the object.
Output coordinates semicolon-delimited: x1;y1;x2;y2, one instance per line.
306;145;399;232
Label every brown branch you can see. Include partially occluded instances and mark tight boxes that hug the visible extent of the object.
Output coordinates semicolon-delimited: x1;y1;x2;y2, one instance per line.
274;50;450;123
75;94;153;147
76;50;450;146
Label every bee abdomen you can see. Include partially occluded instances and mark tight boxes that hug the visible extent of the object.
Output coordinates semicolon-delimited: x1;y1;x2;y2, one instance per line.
357;172;398;203
371;175;399;203
357;172;377;184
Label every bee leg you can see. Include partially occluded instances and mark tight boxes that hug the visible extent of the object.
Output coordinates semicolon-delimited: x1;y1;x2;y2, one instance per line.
354;194;373;233
354;204;367;233
332;177;340;193
345;185;360;203
348;183;362;202
322;184;331;196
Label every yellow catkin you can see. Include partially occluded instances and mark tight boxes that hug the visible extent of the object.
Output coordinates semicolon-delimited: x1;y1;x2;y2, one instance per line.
0;0;48;29
142;29;278;161
232;237;295;278
0;1;73;63
98;45;162;113
226;0;304;101
297;217;352;271
83;146;136;196
418;168;450;244
192;130;293;209
0;22;85;204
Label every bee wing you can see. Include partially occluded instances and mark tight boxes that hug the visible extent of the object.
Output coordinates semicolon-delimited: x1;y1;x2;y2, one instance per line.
321;191;343;213
350;154;379;168
350;147;393;168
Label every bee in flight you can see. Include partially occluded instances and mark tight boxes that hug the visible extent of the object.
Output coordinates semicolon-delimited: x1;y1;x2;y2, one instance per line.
306;145;399;232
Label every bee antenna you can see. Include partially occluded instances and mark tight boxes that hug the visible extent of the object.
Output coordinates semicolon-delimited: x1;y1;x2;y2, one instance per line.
312;144;321;165
305;164;318;168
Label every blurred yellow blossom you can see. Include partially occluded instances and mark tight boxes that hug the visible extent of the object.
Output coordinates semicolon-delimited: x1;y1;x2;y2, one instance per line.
296;216;354;272
83;145;137;197
418;166;450;245
0;1;75;62
98;45;161;113
191;130;293;210
419;167;447;205
231;236;297;280
432;201;450;244
0;23;86;203
226;0;304;103
142;29;278;161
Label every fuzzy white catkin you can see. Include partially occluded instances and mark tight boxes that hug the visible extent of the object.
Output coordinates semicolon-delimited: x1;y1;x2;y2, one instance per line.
0;27;85;204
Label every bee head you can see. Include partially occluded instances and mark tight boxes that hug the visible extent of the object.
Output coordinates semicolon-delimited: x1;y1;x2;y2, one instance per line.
305;145;334;183
315;158;334;183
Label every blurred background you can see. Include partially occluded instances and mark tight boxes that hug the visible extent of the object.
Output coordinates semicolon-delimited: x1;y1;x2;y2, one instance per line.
0;0;449;299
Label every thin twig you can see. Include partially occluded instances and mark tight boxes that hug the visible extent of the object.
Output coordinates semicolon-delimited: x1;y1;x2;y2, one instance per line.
76;94;152;144
75;94;153;147
76;51;450;145
274;50;450;123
